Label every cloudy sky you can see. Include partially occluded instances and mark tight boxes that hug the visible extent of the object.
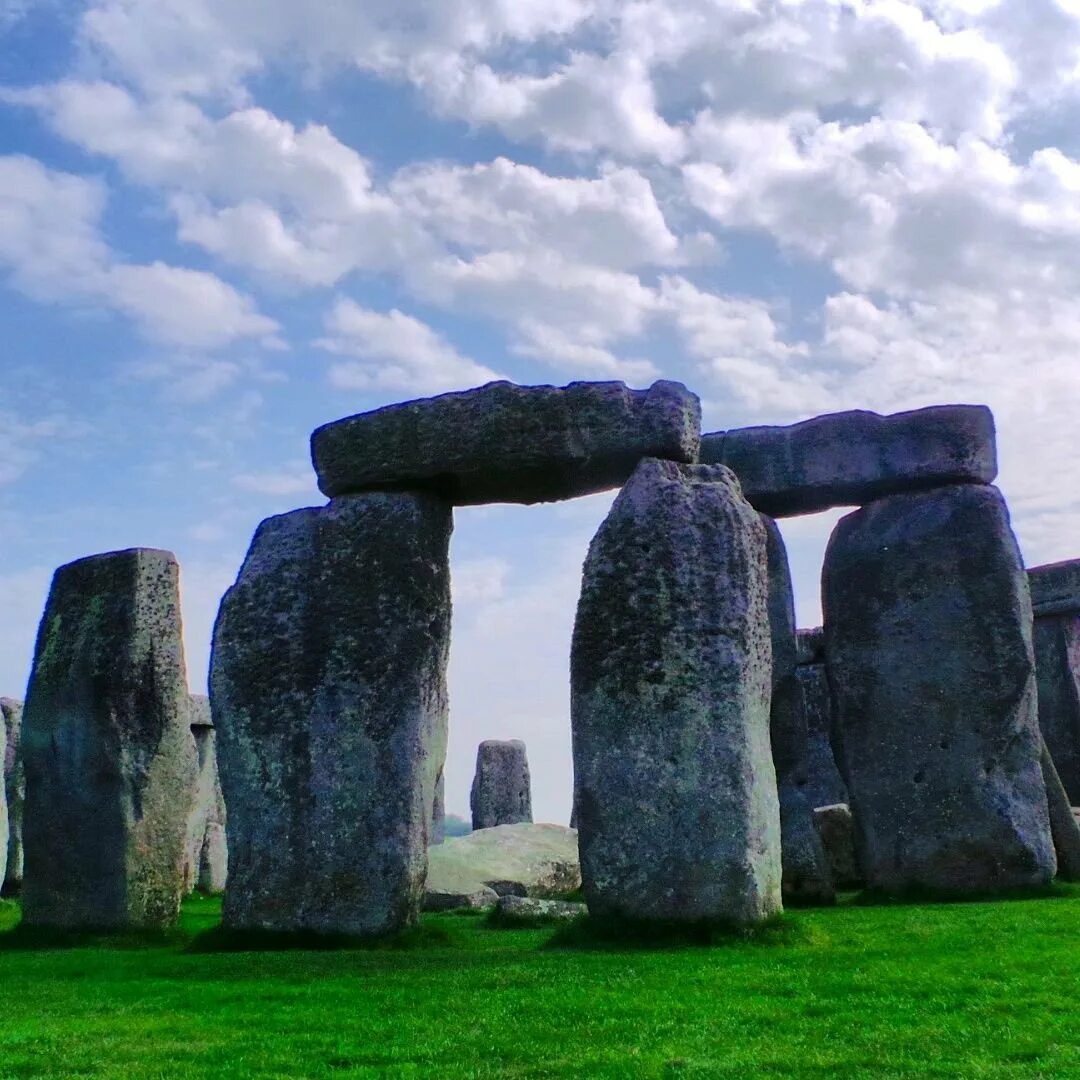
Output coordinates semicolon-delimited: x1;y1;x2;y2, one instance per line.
3;0;1080;823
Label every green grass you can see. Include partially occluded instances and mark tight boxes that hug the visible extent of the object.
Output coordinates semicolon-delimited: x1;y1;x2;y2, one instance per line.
1;888;1079;1078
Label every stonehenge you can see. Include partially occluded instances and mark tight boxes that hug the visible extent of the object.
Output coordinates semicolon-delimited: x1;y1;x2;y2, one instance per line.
184;696;228;895
471;740;533;831
794;631;848;809
571;458;782;926
21;549;198;929
1;697;22;893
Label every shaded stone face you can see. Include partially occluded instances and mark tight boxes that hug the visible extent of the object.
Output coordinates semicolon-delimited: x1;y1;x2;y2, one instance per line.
311;379;701;505
571;458;781;926
795;628;824;668
812;804;862;890
184;696;227;895
470;740;532;831
1028;560;1080;618
1032;613;1080;803
794;665;848;809
701;405;996;518
0;698;22;893
21;549;198;929
1040;742;1080;882
211;492;452;936
761;517;834;905
431;768;446;846
823;485;1055;895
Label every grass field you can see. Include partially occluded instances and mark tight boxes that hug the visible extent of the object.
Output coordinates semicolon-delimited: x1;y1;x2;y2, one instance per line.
0;888;1078;1078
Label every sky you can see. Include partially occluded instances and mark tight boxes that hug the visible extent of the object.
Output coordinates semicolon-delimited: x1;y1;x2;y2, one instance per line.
3;0;1080;825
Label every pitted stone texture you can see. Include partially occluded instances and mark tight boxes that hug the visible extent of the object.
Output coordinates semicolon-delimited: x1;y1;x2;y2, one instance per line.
312;380;701;505
796;628;825;668
1033;613;1080;802
762;517;834;905
701;405;996;518
1041;742;1080;882
495;895;586;924
470;740;533;830
812;804;862;889
183;696;228;895
823;485;1055;895
211;493;451;936
1;698;22;892
431;769;446;846
22;549;198;929
1029;560;1080;617
795;665;848;809
572;458;781;926
425;823;580;911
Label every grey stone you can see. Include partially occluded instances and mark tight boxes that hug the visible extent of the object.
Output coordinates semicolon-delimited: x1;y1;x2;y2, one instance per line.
796;628;824;667
823;485;1055;895
812;804;862;889
493;895;586;924
211;492;452;936
470;740;532;830
183;696;228;895
1032;613;1080;802
1040;741;1080;882
22;549;198;929
424;823;580;911
1029;560;1080;617
794;664;849;808
762;516;834;905
312;379;701;505
701;405;996;518
0;698;22;893
431;768;446;846
571;458;782;926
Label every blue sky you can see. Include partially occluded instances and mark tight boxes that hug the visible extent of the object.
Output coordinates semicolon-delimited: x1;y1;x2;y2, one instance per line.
4;0;1080;823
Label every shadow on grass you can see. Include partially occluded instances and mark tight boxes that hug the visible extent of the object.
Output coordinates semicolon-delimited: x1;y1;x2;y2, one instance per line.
850;881;1070;908
0;923;189;951
186;921;458;954
544;911;805;952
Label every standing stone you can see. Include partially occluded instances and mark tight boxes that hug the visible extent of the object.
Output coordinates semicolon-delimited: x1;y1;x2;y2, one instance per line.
184;696;228;895
812;804;862;889
571;459;781;926
22;549;198;928
794;661;848;809
470;740;533;830
211;492;452;936
1040;740;1080;882
823;485;1055;895
431;768;446;846
1032;612;1080;803
762;518;834;905
0;698;22;893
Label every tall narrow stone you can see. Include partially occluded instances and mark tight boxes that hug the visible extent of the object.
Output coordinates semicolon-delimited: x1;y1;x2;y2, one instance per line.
762;518;834;904
1040;740;1080;882
1032;612;1080;803
823;485;1055;895
0;698;22;893
793;632;848;809
184;696;228;895
22;549;197;928
470;740;532;830
431;768;446;846
211;493;452;936
572;459;781;926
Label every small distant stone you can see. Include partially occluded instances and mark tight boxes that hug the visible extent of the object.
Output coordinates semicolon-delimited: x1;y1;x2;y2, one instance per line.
494;895;586;924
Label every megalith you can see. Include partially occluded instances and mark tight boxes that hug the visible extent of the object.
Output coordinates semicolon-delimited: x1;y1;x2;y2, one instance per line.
21;549;198;929
184;696;228;894
0;697;22;893
571;458;782;926
211;492;452;936
470;740;533;830
794;632;848;809
823;485;1055;895
762;518;834;904
431;768;446;846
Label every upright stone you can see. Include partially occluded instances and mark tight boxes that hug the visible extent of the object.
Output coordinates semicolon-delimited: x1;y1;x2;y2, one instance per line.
470;740;533;830
312;380;701;505
823;485;1055;895
211;493;452;936
0;698;22;893
762;518;834;904
431;768;446;846
22;549;197;928
794;632;848;808
1031;611;1080;803
184;696;228;895
572;459;781;925
701;405;996;517
1040;740;1080;882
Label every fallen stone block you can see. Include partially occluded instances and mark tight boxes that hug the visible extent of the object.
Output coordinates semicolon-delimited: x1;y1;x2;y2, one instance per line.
493;895;586;925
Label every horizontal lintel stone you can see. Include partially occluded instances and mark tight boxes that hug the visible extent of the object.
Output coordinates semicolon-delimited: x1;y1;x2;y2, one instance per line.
1029;560;1080;617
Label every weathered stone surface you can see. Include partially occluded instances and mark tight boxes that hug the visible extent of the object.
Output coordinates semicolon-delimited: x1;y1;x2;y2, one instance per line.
431;768;446;846
1;697;22;893
571;458;782;925
1040;741;1080;882
795;664;849;808
312;380;701;505
796;628;824;668
470;740;533;830
1029;560;1080;617
183;696;228;895
22;549;198;928
701;405;996;518
812;804;862;889
823;485;1055;895
424;823;580;910
1032;613;1080;803
493;895;586;924
211;492;451;936
762;517;834;905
